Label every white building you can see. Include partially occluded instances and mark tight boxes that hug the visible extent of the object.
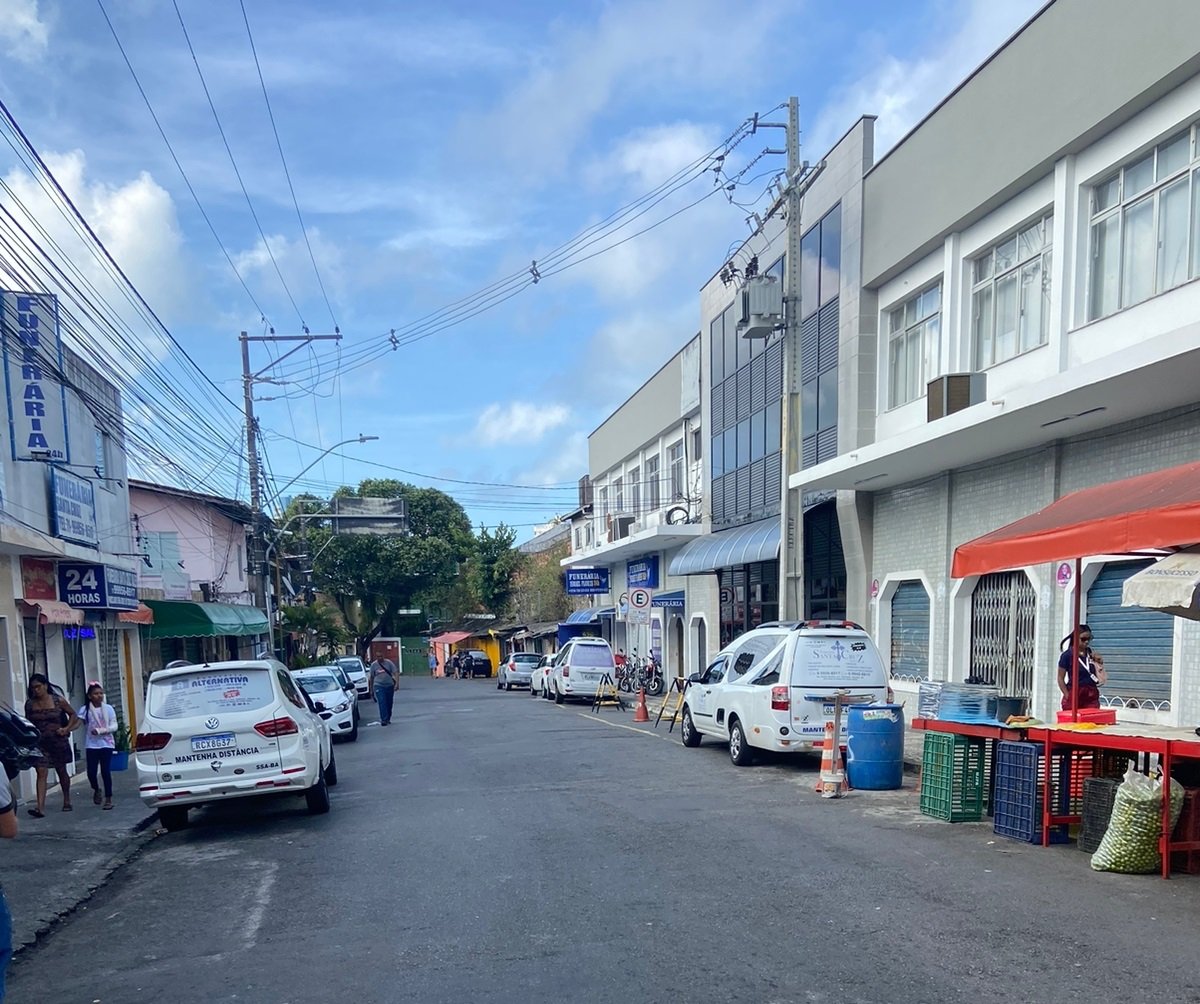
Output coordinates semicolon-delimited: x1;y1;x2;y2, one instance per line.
791;0;1200;723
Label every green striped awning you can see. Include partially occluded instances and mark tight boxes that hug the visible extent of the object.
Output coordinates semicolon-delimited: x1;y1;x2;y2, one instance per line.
142;600;269;639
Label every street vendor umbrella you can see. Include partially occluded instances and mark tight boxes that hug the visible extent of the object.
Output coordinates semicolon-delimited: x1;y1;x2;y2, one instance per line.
1122;545;1200;620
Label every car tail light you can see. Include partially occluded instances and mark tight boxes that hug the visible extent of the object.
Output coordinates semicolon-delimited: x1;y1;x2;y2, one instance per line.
136;731;171;751
562;665;569;677
771;686;790;711
254;716;299;738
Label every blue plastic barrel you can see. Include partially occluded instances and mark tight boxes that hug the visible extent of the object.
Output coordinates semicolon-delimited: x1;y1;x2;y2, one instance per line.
845;703;905;790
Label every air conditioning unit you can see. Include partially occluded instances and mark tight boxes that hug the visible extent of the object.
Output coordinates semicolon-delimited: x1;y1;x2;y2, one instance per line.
927;373;986;422
736;276;784;340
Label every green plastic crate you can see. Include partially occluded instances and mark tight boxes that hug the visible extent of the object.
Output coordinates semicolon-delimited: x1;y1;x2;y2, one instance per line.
920;732;985;822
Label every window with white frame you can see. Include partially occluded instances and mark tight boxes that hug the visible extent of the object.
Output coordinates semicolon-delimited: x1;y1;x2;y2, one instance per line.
598;486;608;517
1089;127;1199;321
972;214;1052;368
645;454;660;512
614;476;624;513
668;440;685;500
690;427;702;462
628;465;640;515
886;284;941;408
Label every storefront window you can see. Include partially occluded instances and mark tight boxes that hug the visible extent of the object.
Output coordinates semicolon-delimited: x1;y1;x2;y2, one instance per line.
718;560;780;647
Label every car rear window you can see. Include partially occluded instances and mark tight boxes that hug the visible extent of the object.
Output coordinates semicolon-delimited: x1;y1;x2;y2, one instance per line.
293;673;341;694
571;645;614;669
149;669;276;719
791;635;886;687
512;654;540;664
337;658;364;672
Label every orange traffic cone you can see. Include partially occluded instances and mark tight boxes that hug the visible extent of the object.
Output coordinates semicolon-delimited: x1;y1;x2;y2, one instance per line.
633;688;650;722
816;720;846;798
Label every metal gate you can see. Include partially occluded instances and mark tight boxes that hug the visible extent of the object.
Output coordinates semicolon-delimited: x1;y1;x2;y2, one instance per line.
890;581;930;681
98;627;124;721
1087;560;1173;710
970;571;1036;696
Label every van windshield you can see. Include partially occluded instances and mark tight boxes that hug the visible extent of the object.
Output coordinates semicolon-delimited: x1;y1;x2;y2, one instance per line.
791;635;884;686
572;645;613;668
148;669;276;719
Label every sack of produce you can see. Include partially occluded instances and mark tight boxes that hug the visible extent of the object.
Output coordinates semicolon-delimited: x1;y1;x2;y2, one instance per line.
1091;767;1185;874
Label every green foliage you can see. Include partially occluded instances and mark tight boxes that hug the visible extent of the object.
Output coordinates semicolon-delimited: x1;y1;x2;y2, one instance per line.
113;711;132;753
471;523;520;616
282;602;349;661
510;538;571;623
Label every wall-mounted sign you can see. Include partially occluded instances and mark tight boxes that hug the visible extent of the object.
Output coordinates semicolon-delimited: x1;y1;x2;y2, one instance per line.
2;291;69;463
20;556;57;600
1056;562;1073;589
870;578;880;598
50;468;97;546
627;555;659;590
63;626;97;640
565;567;609;595
57;562;137;610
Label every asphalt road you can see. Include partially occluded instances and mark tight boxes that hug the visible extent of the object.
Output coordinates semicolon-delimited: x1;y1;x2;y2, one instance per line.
11;676;1200;1004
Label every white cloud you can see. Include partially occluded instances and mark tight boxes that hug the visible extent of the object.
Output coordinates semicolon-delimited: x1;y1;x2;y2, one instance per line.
807;0;1046;159
516;429;588;487
0;0;49;64
473;401;569;446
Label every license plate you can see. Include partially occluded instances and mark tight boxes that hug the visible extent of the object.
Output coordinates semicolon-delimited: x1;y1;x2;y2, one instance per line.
823;704;836;715
191;732;236;752
581;673;598;682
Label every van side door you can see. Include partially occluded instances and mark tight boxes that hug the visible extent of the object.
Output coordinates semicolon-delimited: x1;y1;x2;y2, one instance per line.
689;656;728;734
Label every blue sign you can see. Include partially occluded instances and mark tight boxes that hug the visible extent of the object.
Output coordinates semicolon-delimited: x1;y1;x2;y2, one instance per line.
627;555;659;590
566;567;609;595
2;291;69;463
51;469;97;546
57;562;138;611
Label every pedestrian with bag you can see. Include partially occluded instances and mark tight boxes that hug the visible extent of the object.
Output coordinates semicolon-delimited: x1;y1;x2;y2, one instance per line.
78;682;117;809
23;673;78;817
369;655;400;726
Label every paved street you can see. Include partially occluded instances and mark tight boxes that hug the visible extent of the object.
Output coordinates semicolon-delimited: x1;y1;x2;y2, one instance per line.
11;676;1200;1004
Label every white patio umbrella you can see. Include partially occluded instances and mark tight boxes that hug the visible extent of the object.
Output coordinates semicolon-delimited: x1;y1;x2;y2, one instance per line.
1121;546;1200;620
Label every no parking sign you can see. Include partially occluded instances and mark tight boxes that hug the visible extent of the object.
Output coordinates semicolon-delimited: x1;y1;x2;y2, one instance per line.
629;587;652;625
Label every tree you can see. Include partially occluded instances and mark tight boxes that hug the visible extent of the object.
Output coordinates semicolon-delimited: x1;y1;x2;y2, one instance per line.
470;523;520;616
282;601;348;663
509;539;571;623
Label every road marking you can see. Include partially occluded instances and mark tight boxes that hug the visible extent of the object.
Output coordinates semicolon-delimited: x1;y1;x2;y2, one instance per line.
242;860;278;949
573;712;676;743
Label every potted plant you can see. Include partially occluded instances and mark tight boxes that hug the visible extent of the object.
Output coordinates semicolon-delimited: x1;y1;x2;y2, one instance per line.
110;713;132;772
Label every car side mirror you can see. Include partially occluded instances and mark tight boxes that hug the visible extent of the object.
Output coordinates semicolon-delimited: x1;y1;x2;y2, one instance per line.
313;702;326;713
687;673;701;684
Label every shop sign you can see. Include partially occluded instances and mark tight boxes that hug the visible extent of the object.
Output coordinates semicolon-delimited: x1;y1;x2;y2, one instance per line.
57;562;138;610
19;556;56;601
565;567;609;595
2;291;69;463
627;556;659;589
63;626;97;640
50;468;97;546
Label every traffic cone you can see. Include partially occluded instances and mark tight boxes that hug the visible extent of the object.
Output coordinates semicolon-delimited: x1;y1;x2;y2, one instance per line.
816;720;846;798
633;688;650;722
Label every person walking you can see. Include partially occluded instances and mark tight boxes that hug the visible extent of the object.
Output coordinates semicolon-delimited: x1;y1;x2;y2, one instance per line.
370;655;400;726
78;682;117;809
428;647;438;677
1057;624;1106;711
23;673;78;817
450;651;461;680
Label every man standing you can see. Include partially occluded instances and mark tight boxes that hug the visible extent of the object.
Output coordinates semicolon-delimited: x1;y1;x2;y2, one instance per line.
369;654;400;726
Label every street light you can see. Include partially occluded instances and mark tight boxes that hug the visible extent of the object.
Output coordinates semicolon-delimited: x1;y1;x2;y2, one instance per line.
263;434;379;512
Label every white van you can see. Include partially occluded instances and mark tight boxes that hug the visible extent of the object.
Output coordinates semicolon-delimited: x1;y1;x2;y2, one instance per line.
681;622;891;765
136;659;335;831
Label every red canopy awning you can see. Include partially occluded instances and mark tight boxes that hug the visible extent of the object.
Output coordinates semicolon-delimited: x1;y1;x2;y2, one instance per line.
429;630;470;645
18;599;84;626
952;460;1200;578
118;602;154;625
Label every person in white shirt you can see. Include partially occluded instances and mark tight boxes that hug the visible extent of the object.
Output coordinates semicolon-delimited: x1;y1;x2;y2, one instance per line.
77;682;118;810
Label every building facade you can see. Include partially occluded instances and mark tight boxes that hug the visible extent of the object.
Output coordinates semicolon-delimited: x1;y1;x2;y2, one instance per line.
791;0;1200;723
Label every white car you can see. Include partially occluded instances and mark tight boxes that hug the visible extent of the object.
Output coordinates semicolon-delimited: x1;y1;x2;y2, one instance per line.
549;638;616;704
498;652;541;691
681;622;891;765
136;659;335;831
530;654;554;699
336;656;371;700
293;667;359;742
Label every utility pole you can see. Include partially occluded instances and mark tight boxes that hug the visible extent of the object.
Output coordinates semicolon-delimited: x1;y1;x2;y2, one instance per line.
240;333;260;515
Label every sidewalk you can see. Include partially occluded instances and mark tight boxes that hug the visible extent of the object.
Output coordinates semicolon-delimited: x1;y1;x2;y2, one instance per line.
5;763;158;955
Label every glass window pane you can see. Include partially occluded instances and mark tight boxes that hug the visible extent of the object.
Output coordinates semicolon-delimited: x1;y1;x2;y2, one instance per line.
819;206;841;306
921;316;940;386
765;399;781;455
1089;214;1121;320
889;307;904;334
1018;218;1047;259
818;368;838;431
1121;196;1156;307
1093;176;1119;215
750;409;765;461
1018;258;1047;354
724;427;737;473
994;270;1018;363
994;236;1018;273
1158;131;1190;180
800;226;820;319
1158;176;1190;292
711;435;724;479
1124;152;1154;198
723;303;737;376
889;334;907;408
972;284;994;369
1193;168;1200;281
920;285;941;319
737;419;750;470
710;315;724;384
973;252;993;284
801;378;818;437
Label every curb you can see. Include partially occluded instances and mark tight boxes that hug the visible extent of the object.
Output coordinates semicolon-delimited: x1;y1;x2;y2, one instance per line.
13;808;160;958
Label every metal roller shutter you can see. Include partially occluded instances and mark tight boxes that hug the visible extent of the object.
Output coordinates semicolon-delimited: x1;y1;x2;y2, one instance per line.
1086;560;1174;709
890;581;930;681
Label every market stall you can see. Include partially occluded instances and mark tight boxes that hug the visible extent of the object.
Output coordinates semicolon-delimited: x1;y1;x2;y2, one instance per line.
935;459;1200;877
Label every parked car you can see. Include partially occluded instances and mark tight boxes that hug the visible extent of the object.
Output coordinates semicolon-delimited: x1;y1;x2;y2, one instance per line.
325;663;360;714
336;656;370;699
548;638;616;704
460;649;493;678
530;654;554;699
680;621;891;765
293;667;359;742
135;659;336;832
498;652;541;691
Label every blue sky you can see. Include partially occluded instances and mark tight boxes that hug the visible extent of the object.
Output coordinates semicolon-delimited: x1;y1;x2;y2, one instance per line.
0;0;1044;540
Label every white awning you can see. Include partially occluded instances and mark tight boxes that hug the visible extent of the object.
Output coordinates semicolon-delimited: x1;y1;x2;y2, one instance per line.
1122;546;1200;620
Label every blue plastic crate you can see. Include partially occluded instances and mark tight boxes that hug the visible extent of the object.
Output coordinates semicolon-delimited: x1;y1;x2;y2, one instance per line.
993;740;1071;844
